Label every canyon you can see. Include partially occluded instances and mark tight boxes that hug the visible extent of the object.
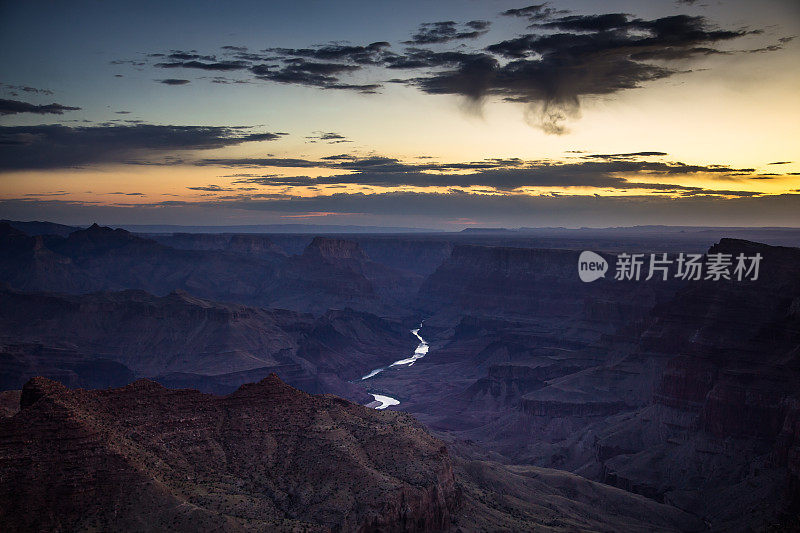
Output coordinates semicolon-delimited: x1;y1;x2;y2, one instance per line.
1;221;799;531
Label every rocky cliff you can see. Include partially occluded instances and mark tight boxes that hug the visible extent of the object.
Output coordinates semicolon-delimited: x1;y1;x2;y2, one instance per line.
566;239;800;529
0;375;459;532
0;375;704;532
272;237;421;314
420;244;680;339
0;287;417;402
152;232;286;260
0;224;418;315
304;236;369;262
369;239;800;530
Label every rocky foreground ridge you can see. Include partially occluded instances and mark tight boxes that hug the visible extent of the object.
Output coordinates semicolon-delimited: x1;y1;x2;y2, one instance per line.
0;376;702;532
0;375;459;532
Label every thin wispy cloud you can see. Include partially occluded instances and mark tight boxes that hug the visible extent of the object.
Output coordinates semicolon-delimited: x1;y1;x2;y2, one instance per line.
304;131;353;144
0;98;81;116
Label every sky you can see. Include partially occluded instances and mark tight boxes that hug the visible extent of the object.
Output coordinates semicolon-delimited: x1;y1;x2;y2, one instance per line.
0;0;798;229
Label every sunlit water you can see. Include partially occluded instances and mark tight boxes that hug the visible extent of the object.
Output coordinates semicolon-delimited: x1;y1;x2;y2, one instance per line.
363;324;427;409
369;393;400;410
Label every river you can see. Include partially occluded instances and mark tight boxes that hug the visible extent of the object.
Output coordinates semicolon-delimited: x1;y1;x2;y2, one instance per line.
362;324;427;409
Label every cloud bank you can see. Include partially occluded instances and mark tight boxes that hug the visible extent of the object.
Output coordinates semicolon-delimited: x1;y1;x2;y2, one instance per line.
113;5;790;132
0;124;286;169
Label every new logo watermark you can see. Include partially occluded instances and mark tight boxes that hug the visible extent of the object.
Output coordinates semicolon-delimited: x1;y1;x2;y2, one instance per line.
578;251;608;282
578;251;762;282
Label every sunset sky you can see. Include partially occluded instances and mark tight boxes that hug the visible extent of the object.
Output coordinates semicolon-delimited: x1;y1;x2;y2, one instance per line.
1;0;798;229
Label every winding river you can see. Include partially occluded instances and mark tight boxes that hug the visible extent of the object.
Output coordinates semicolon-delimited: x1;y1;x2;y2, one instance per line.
363;324;428;409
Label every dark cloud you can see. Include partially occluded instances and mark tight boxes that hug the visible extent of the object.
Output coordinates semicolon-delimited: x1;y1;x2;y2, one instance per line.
200;157;323;168
409;13;762;133
468;20;491;30
249;60;379;92
114;7;787;130
155;60;249;71
233;175;316;187
323;82;382;93
187;184;235;192
321;154;357;160
23;191;69;197
146;42;393;93
305;131;352;144
129;38;474;93
535;13;636;33
199;191;793;225
158;78;191;85
245;132;289;142
152;50;217;61
768;161;792;165
0;83;54;96
254;60;354;81
203;76;252;85
404;20;491;45
383;48;489;70
214;153;762;195
266;41;391;64
0;124;287;170
109;59;146;67
231;170;757;196
501;4;570;22
0;98;81;116
580;151;669;159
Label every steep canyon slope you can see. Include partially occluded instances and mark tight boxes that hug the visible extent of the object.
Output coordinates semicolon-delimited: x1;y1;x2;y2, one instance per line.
0;375;701;532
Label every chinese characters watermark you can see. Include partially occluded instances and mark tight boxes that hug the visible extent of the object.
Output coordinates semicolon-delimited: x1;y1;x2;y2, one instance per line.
579;251;762;283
